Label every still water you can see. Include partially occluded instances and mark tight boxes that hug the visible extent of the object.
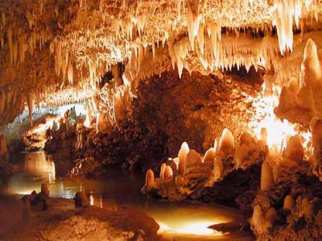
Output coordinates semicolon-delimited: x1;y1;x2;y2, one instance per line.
3;151;253;241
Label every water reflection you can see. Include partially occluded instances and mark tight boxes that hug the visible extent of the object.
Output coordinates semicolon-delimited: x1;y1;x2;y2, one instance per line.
5;151;252;240
24;151;56;183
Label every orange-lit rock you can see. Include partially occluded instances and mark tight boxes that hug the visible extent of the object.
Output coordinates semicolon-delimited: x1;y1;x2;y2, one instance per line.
178;142;189;176
145;169;155;191
218;128;235;156
260;160;274;191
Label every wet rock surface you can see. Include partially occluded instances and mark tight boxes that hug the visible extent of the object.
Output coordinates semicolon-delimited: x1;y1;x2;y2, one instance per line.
0;196;159;241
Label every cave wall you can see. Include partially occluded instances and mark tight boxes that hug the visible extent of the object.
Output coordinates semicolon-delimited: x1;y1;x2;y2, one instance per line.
75;68;262;173
134;68;261;157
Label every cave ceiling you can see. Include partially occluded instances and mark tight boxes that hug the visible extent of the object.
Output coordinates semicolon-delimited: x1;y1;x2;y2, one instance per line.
0;0;322;126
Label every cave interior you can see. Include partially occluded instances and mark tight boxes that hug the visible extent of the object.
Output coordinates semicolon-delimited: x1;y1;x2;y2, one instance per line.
1;1;322;241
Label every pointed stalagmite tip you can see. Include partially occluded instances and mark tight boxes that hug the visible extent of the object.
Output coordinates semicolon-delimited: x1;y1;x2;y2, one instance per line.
218;128;235;154
164;165;173;179
178;142;189;175
283;194;294;210
283;135;304;163
160;163;167;180
303;39;318;63
251;205;264;228
145;169;155;189
302;38;321;81
260;161;274;191
202;147;216;164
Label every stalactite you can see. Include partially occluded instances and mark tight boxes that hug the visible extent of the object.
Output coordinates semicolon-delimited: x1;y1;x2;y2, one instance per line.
173;39;190;78
1;12;5;27
67;63;74;84
27;94;34;127
197;21;205;56
7;27;13;64
272;0;313;54
208;20;221;66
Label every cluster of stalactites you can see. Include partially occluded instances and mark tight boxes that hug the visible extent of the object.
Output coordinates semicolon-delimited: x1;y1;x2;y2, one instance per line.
272;0;317;55
50;41;76;86
0;86;25;126
96;80;134;129
0;11;50;66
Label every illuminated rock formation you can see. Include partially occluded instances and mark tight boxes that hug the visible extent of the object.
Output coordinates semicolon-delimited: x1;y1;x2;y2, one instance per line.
143;128;266;201
1;1;322;241
283;194;295;210
218;128;235;156
276;38;322;124
260;160;274;191
178;142;189;176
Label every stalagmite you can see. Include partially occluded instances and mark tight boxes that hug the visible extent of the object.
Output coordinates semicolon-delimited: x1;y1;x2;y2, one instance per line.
202;147;216;164
145;169;155;190
178;142;189;175
283;135;304;163
251;205;265;235
164;165;173;180
213;157;224;181
218;128;235;155
265;207;277;228
283;194;294;210
160;163;167;180
186;150;202;166
301;39;322;117
260;160;274;191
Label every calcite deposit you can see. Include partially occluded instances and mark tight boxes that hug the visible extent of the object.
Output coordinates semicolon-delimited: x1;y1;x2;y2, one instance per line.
1;1;322;241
